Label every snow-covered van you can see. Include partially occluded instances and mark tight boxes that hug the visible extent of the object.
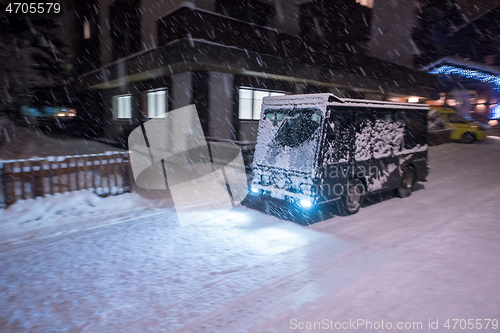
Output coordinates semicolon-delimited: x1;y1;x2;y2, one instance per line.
250;94;429;215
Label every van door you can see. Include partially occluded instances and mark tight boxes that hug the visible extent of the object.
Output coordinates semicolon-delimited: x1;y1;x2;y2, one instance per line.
318;108;353;201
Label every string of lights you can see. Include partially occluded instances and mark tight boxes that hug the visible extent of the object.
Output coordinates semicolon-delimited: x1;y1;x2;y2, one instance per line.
429;65;500;91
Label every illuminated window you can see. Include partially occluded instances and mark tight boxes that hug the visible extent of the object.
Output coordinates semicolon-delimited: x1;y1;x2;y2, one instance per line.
356;0;374;8
83;20;91;39
147;89;167;118
238;88;285;120
113;94;132;119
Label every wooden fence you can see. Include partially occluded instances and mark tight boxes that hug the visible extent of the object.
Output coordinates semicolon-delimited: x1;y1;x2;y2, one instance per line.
1;152;131;206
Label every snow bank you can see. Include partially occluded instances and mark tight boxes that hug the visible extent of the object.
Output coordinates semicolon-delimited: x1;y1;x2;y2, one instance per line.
0;190;172;245
2;191;137;224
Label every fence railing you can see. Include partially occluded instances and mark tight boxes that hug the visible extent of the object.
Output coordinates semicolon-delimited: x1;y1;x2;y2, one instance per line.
1;152;131;206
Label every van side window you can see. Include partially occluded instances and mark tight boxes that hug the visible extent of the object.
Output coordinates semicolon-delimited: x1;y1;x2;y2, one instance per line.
394;111;407;123
393;111;406;151
331;111;351;128
323;111;352;164
404;111;427;149
355;111;372;161
326;119;336;140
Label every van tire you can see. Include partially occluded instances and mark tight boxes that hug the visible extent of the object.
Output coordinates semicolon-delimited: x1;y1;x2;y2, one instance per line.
398;168;415;198
338;179;365;215
462;132;475;144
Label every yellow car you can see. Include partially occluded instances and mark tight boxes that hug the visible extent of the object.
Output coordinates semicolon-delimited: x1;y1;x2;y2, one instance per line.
430;107;487;143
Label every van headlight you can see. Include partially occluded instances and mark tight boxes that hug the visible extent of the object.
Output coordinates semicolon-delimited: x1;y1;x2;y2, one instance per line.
300;199;313;208
299;184;313;196
250;186;260;194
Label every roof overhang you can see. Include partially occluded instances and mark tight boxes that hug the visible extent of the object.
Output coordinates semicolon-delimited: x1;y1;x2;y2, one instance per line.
423;57;500;75
72;39;438;99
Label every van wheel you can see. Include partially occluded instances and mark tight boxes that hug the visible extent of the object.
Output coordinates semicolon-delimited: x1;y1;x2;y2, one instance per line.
338;179;365;215
462;132;475;144
398;169;415;198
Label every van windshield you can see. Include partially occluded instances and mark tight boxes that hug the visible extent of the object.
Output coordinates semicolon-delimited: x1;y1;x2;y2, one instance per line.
254;107;323;173
266;109;322;148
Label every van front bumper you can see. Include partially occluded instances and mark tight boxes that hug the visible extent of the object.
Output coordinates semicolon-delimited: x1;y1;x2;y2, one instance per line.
249;185;317;206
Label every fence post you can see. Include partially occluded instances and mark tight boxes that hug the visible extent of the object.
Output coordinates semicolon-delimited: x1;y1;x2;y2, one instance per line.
104;154;109;194
91;155;96;190
113;153;119;192
82;156;89;190
3;162;16;205
71;157;79;191
123;152;131;192
60;158;67;194
0;162;8;207
97;155;103;193
42;159;50;196
0;162;4;207
19;160;27;200
48;158;55;195
33;159;44;197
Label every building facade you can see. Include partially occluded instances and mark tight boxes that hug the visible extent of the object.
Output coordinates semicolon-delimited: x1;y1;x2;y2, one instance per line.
57;0;437;164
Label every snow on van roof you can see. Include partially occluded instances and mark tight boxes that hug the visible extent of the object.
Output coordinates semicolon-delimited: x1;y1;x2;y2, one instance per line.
262;93;430;110
341;98;430;110
262;93;336;107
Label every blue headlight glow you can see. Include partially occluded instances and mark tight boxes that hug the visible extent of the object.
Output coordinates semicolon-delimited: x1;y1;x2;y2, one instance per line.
250;187;259;194
300;199;313;208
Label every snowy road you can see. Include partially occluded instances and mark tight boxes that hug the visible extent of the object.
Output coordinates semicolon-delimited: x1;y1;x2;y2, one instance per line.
1;139;500;332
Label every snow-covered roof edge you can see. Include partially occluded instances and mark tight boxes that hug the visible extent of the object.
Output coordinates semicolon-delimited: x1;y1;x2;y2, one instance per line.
262;93;336;108
262;94;429;110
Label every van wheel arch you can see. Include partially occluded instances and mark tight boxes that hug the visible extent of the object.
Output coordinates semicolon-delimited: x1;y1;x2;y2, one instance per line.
337;178;365;216
398;165;416;198
357;177;368;194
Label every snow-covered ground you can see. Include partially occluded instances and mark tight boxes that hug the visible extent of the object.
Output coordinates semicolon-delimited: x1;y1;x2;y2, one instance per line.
1;138;500;332
0;191;173;247
0;125;123;160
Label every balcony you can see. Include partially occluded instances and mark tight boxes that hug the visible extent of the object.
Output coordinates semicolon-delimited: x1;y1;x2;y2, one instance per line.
61;4;436;99
157;6;304;60
155;5;433;85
